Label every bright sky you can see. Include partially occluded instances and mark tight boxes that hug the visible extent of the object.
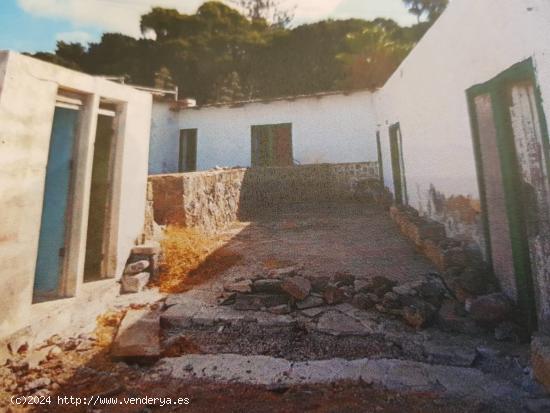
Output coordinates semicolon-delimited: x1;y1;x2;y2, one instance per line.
0;0;417;53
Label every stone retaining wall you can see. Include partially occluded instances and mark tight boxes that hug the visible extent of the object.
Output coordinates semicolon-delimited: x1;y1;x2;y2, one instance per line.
147;162;381;234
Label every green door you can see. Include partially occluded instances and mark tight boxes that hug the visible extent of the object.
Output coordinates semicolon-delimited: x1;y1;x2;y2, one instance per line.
389;123;407;205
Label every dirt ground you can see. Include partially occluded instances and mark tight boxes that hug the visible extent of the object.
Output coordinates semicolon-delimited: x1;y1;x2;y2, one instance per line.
0;202;544;412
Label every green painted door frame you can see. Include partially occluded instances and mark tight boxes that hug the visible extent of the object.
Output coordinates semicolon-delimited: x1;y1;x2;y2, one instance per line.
389;123;408;205
466;58;549;332
376;131;384;183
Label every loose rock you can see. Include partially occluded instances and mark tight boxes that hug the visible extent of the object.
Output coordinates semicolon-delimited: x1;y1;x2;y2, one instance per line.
124;260;150;275
296;295;324;310
252;279;283;294
224;280;252;294
467;293;512;324
281;276;311;300
323;287;345;305
402;300;437;329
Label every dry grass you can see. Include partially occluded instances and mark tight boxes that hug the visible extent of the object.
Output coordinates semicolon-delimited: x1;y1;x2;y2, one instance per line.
158;226;242;293
262;257;295;270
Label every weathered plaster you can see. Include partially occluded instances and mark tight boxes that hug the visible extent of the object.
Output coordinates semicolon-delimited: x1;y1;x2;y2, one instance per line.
0;51;152;338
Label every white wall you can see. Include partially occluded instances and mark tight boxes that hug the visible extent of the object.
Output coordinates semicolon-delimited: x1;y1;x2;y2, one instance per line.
149;90;378;174
0;51;152;338
375;0;550;244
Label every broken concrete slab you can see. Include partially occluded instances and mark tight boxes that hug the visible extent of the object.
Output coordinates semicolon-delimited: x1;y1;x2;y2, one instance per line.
315;311;370;336
423;342;477;367
111;309;160;362
281;276;311;300
154;354;529;409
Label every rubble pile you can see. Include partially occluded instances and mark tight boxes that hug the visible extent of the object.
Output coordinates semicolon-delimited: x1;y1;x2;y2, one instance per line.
220;264;521;340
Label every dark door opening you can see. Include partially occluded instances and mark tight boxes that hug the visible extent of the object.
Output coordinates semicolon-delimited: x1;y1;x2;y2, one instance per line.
376;131;384;182
179;129;198;172
467;59;550;332
34;106;79;302
251;123;293;167
389;123;407;205
84;114;115;282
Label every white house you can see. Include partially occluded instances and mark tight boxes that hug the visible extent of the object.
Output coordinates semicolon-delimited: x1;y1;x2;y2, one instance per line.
148;0;550;333
149;89;378;174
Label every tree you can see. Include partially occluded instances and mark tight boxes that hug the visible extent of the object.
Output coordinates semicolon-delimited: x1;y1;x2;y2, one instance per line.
154;66;175;90
402;0;448;23
31;3;427;104
337;26;413;90
229;0;295;28
215;71;245;102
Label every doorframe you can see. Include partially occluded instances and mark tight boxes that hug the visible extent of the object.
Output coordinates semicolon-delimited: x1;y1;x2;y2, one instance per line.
389;123;408;205
179;128;198;172
466;58;549;330
376;131;384;183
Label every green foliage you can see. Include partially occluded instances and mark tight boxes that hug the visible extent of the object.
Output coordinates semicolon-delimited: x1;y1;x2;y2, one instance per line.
337;25;413;90
402;0;449;23
30;1;436;104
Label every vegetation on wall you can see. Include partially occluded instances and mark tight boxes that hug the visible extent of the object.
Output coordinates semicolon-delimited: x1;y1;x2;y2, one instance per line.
30;0;447;104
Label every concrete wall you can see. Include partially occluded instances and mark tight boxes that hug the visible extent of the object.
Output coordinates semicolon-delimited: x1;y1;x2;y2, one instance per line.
149;90;378;174
148;162;381;234
375;0;550;247
0;51;152;338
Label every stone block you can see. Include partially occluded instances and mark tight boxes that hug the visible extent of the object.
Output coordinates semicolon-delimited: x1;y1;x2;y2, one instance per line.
296;295;324;310
224;280;252;293
402;299;436;329
467;293;512;324
323;286;345;305
111;309;161;361
531;333;550;393
281;276;311;300
132;241;161;256
234;294;289;311
252;279;283;294
121;272;150;293
124;260;150;275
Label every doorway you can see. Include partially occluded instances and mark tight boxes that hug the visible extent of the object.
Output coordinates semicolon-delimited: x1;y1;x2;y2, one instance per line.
389;123;407;205
84;111;116;282
33;106;79;301
179;129;198;172
468;59;550;332
251;123;293;167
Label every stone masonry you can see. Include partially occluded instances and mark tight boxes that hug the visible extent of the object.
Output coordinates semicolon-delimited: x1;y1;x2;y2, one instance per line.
147;162;381;234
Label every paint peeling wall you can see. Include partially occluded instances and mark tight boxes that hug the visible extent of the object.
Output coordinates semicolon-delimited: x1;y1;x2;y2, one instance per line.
149;90;378;174
374;0;550;252
0;51;152;338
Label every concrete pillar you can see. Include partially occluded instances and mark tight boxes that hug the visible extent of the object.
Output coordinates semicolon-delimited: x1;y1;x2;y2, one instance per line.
62;94;99;298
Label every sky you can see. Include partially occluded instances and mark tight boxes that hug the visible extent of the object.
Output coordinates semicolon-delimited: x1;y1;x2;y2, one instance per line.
0;0;417;53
